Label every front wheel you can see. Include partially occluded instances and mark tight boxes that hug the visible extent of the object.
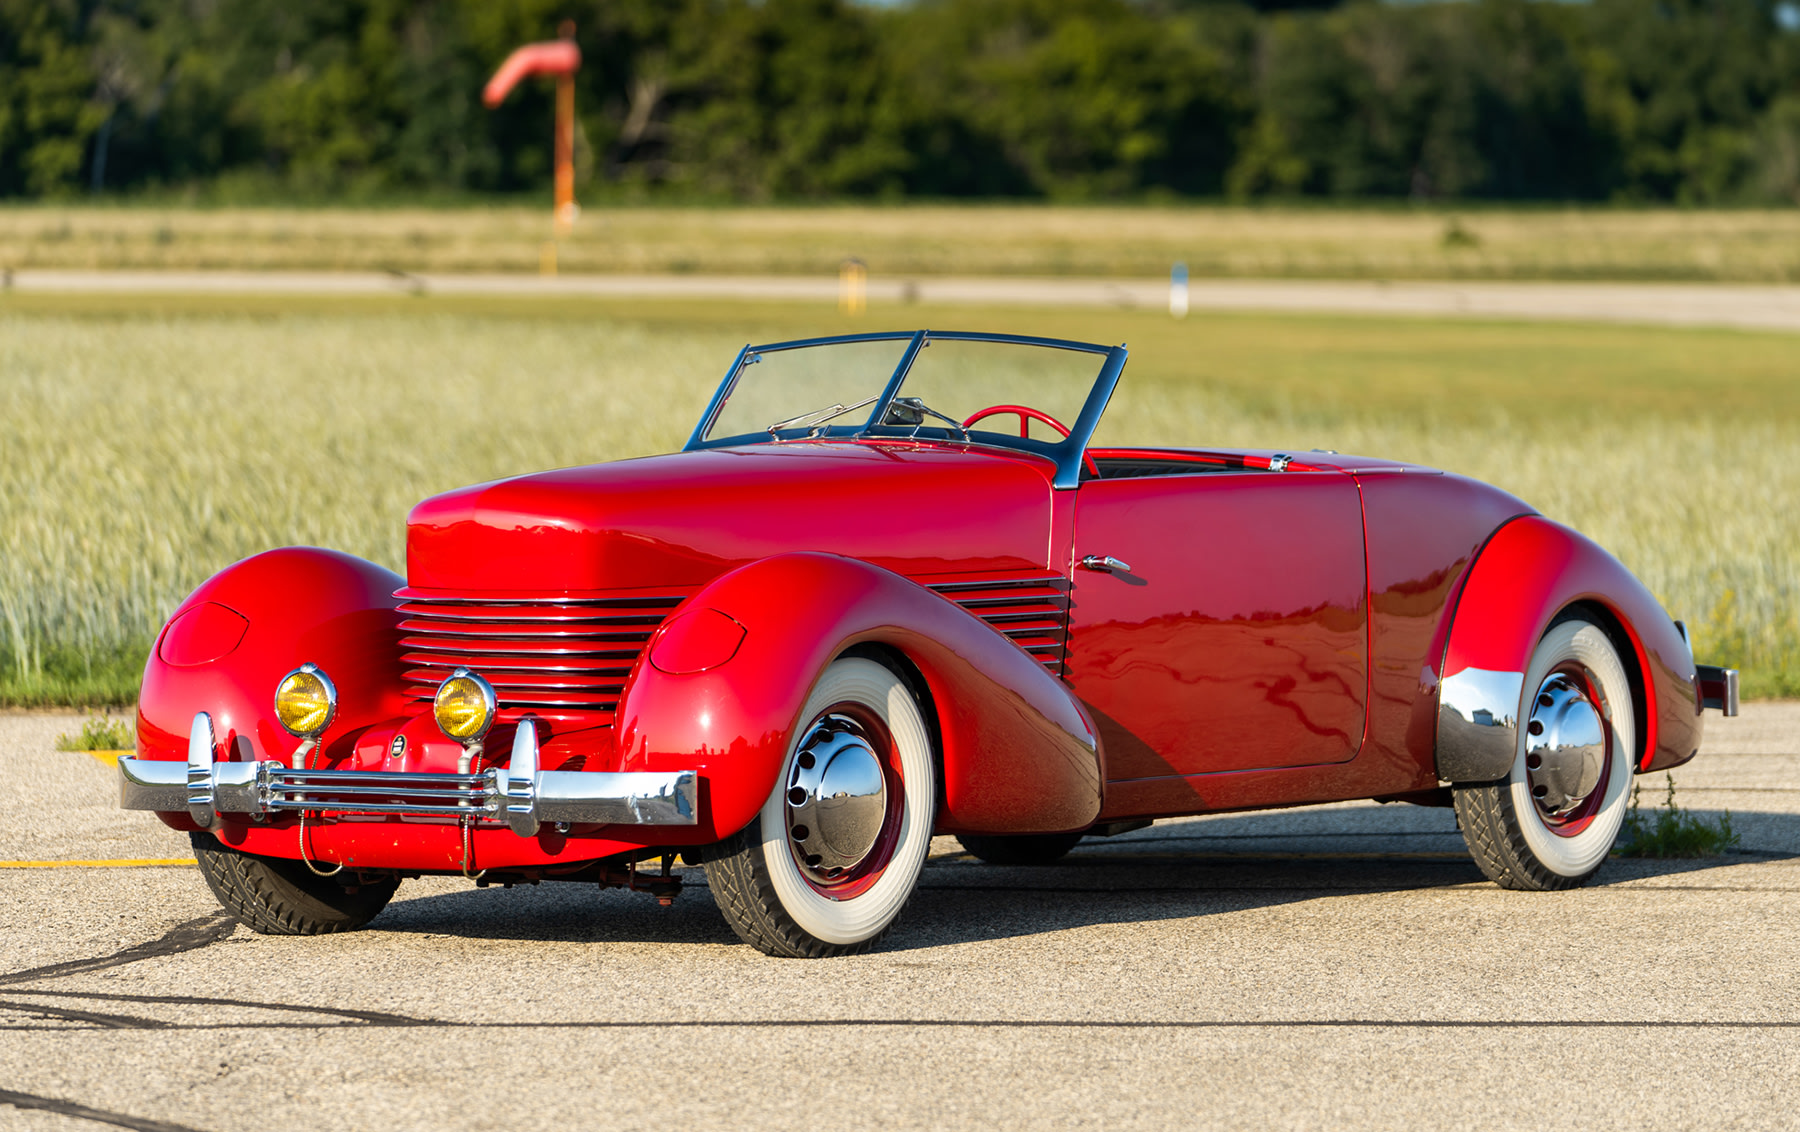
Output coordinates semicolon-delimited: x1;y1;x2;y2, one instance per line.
705;657;937;958
191;831;399;934
1453;616;1636;890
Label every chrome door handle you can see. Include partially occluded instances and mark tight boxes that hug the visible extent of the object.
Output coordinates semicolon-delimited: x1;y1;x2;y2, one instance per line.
1079;555;1132;574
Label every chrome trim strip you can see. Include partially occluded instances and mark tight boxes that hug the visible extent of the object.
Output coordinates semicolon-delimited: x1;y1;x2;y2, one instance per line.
397;597;685;609
402;661;633;676
122;712;698;831
927;577;1071;594
399;618;664;631
400;696;625;711
283;769;487;784
1435;667;1525;782
399;643;647;657
929;575;1072;678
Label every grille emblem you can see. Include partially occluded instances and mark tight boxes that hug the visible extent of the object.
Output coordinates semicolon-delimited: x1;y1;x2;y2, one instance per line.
389;734;407;760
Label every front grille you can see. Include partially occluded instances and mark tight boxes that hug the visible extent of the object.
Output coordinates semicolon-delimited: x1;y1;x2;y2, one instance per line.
397;591;689;725
928;575;1071;676
396;573;1068;725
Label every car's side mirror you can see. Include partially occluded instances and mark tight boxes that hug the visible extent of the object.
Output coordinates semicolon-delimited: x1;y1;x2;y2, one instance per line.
883;397;926;426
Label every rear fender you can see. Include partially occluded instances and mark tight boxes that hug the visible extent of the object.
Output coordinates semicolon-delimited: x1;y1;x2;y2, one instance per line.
614;553;1101;843
1435;517;1700;782
137;548;407;823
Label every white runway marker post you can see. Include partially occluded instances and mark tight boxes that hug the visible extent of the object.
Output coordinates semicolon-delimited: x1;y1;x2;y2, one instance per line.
1170;261;1189;319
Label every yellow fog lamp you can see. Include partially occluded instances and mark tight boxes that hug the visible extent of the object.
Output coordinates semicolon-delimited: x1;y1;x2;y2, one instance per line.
274;662;338;769
275;663;338;737
434;667;497;747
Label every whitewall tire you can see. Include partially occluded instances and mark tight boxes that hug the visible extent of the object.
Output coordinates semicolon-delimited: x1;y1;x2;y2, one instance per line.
1454;617;1636;890
705;656;936;957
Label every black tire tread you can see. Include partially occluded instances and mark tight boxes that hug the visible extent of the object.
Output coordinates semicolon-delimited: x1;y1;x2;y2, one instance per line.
190;831;398;935
1452;782;1593;891
955;831;1084;866
703;822;894;959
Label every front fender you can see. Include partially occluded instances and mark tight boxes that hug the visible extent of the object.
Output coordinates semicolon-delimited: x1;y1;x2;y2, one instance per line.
137;548;406;793
614;553;1102;843
1434;517;1700;782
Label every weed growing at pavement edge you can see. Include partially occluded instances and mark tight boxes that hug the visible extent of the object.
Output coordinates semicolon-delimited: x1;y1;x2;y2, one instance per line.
54;714;135;752
1614;773;1740;858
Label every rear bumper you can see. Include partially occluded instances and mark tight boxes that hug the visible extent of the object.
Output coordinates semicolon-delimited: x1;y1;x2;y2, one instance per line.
119;712;697;836
1696;665;1740;717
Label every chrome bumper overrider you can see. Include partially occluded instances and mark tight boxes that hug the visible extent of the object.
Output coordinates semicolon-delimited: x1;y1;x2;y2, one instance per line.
118;712;697;836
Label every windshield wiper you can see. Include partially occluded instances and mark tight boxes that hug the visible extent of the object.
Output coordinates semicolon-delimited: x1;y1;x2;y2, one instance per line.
766;395;880;438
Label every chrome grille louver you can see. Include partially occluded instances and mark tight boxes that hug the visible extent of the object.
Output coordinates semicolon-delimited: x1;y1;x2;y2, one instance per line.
928;575;1071;676
397;591;688;724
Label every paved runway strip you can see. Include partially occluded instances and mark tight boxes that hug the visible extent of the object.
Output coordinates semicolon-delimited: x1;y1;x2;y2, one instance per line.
2;708;1795;1131
14;270;1800;331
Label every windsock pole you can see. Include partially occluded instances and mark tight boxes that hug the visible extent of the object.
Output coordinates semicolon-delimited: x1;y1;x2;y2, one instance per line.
555;66;576;234
484;22;583;239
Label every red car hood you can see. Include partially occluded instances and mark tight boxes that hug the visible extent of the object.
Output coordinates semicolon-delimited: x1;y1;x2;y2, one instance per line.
405;441;1058;593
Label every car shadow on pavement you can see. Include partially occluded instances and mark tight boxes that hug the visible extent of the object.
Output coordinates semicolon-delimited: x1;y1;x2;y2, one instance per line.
363;804;1799;951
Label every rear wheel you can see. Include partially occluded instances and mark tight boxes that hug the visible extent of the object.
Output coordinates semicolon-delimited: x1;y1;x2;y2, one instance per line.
191;831;399;935
1453;617;1636;891
705;657;936;958
956;831;1084;865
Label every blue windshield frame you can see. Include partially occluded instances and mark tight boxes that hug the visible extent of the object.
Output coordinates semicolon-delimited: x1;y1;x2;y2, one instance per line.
684;329;1127;491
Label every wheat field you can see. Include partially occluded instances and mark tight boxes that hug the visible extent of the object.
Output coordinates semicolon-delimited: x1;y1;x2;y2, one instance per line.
2;295;1794;704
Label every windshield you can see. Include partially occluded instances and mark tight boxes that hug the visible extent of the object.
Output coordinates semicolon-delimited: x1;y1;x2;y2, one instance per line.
691;331;1123;487
702;336;913;444
883;338;1100;443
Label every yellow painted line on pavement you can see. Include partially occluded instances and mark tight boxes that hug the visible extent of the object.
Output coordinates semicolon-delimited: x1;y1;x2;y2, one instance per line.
82;749;130;766
0;858;196;869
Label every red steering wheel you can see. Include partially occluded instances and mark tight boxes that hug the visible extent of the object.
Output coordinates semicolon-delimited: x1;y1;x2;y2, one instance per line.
962;404;1099;479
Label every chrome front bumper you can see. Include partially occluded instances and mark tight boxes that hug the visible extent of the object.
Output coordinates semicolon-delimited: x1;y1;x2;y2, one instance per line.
119;712;697;836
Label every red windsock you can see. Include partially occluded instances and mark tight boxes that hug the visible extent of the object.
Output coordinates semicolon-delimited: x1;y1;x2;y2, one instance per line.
483;40;582;107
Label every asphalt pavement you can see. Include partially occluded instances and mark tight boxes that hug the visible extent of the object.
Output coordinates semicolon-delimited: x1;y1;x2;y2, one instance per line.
14;269;1800;332
1;706;1795;1131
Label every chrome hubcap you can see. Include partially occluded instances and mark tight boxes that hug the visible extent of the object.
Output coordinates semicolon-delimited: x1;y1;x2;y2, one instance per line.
785;713;888;882
1524;673;1608;818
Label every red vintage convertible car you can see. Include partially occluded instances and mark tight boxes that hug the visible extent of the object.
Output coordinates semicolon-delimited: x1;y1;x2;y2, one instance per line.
122;330;1738;957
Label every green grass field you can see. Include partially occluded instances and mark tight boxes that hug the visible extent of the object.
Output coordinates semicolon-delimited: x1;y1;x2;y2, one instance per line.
15;205;1800;281
2;291;1795;707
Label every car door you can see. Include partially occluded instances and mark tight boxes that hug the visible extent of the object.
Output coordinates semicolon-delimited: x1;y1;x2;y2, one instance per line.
1066;468;1369;784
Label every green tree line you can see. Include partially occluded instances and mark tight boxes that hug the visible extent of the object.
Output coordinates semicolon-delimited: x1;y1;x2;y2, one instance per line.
4;0;1800;203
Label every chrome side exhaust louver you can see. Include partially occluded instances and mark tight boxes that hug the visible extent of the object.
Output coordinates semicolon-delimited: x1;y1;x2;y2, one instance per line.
928;574;1071;677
